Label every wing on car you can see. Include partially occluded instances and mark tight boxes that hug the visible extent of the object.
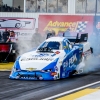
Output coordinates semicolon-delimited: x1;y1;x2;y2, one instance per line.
63;33;88;43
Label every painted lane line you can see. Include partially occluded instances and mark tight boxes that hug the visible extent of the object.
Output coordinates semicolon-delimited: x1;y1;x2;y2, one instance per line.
42;81;100;100
75;90;100;100
56;89;99;100
0;70;11;71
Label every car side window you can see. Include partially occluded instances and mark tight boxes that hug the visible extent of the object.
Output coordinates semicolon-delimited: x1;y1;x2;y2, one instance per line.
63;40;69;50
69;44;72;49
64;40;72;50
65;41;69;49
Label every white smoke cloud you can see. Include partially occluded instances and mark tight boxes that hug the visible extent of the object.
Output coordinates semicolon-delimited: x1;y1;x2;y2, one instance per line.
16;33;46;57
16;28;100;74
83;56;100;73
83;33;100;73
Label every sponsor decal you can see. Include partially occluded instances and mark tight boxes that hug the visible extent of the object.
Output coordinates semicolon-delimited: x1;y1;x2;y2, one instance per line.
21;57;53;61
55;51;60;54
65;61;68;66
63;62;66;71
54;66;58;71
33;54;49;57
26;68;37;71
51;72;57;76
69;54;77;67
62;61;68;71
15;32;31;36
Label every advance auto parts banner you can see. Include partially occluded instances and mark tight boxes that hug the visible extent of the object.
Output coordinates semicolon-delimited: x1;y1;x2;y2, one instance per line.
0;18;36;40
39;15;94;36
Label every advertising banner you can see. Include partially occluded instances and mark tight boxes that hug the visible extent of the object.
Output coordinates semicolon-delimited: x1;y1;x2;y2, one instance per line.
0;18;36;40
39;15;94;36
0;18;35;29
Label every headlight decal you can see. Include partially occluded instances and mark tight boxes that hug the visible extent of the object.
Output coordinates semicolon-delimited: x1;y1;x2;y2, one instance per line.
16;56;21;61
42;58;59;71
13;60;21;71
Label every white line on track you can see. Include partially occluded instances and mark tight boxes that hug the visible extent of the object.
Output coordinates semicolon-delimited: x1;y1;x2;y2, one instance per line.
0;70;11;71
42;81;100;100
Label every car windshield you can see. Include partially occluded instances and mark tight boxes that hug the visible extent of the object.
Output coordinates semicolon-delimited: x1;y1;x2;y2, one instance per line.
38;41;60;50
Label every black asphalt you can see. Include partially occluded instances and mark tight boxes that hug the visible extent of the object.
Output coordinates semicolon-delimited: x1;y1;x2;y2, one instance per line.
0;70;100;100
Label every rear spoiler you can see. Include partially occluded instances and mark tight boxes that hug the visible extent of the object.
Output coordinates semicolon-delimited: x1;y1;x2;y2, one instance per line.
63;33;88;43
46;32;88;43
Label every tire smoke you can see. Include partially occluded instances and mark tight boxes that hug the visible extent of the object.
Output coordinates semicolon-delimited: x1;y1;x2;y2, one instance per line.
83;34;100;73
17;33;46;56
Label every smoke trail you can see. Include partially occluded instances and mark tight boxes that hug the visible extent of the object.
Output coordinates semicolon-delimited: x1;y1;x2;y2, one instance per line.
17;33;46;57
83;33;100;73
83;56;100;73
15;22;100;74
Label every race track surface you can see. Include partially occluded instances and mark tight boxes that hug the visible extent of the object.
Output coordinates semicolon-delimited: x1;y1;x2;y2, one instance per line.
1;70;100;100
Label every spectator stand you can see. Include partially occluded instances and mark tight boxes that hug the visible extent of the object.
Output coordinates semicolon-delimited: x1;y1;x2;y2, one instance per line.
0;4;23;12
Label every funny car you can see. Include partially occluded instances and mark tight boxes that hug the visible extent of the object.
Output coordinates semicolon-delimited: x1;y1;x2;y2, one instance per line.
9;33;93;80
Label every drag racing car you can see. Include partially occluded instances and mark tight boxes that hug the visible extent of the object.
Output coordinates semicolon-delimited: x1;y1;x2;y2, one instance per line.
9;33;93;80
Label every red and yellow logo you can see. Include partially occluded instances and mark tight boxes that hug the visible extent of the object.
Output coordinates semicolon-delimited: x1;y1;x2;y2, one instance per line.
43;21;79;34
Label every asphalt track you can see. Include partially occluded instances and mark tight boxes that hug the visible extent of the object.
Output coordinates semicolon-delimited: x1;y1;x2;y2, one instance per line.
0;68;100;100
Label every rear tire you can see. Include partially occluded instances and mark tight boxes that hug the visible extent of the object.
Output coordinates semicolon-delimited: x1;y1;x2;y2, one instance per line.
69;70;76;77
69;72;73;77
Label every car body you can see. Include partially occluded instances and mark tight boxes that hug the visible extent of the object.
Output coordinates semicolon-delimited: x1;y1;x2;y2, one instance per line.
9;34;92;80
0;19;31;28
